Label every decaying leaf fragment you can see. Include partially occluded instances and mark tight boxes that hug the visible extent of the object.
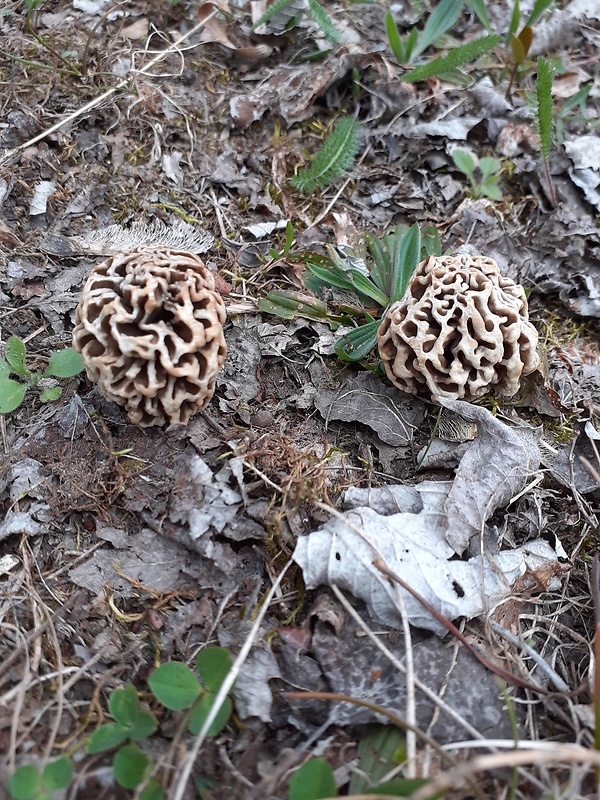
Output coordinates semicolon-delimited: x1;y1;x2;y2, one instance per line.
294;407;561;634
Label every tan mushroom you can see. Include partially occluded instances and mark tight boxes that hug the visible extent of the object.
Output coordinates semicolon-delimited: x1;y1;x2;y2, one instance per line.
72;246;227;427
377;254;539;401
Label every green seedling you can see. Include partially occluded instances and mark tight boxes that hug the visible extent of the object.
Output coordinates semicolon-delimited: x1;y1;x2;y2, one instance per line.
9;757;73;800
253;0;340;43
555;84;592;145
259;222;441;364
148;646;234;737
451;149;502;200
289;116;360;194
0;337;84;414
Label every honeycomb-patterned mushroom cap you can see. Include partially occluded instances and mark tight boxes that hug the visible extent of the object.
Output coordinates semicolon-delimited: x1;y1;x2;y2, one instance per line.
73;246;227;427
377;254;540;401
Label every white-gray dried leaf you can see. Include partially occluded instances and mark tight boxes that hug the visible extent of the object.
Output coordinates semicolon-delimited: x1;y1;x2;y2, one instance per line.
440;398;541;555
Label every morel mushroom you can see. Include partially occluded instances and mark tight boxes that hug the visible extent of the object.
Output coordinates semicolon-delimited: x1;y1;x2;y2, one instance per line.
73;246;227;427
377;254;539;401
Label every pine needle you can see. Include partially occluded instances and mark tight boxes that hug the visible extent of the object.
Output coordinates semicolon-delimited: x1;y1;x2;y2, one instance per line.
401;34;501;82
290;116;360;193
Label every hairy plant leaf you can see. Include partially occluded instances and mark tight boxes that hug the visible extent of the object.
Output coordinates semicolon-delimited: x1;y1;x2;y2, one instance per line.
478;156;501;182
290;116;360;193
289;758;336;800
411;0;462;58
45;347;84;378
5;336;27;377
0;377;27;414
307;0;340;42
253;0;306;30
334;320;380;362
452;148;475;178
402;34;501;82
536;56;554;160
40;386;62;403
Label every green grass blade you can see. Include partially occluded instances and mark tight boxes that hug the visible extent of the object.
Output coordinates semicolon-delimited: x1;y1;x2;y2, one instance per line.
412;0;463;58
307;0;340;42
385;11;407;63
289;116;360;193
526;0;554;27
536;57;554;160
365;232;392;296
402;34;501;82
507;0;520;43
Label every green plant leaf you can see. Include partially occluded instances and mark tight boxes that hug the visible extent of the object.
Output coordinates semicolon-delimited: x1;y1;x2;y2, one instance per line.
510;33;526;66
334;319;380;362
45;347;84;378
421;223;442;258
5;336;27;377
282;220;294;257
113;744;150;789
189;693;232;737
526;0;554;27
252;0;301;29
536;56;554;161
9;765;41;800
110;683;140;727
288;758;336;800
478;156;501;182
411;0;462;58
402;34;501;82
109;683;158;739
481;181;502;200
365;231;393;296
42;756;73;790
507;0;521;42
289;116;360;193
258;291;335;324
452;148;474;178
516;24;532;61
140;777;164;800
149;662;201;710
464;0;492;32
196;647;233;693
0;377;28;414
390;222;421;303
87;722;130;753
307;0;340;42
0;358;11;379
349;725;406;794
40;386;62;403
385;11;408;63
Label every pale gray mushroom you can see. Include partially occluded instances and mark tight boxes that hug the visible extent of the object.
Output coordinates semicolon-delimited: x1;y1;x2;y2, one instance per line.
377;254;540;401
73;246;227;426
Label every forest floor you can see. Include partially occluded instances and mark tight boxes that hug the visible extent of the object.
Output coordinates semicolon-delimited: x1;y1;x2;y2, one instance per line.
0;0;600;798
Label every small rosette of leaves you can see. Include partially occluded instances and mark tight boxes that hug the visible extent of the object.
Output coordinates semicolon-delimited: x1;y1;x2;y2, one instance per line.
260;222;442;364
0;336;84;414
148;646;234;737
